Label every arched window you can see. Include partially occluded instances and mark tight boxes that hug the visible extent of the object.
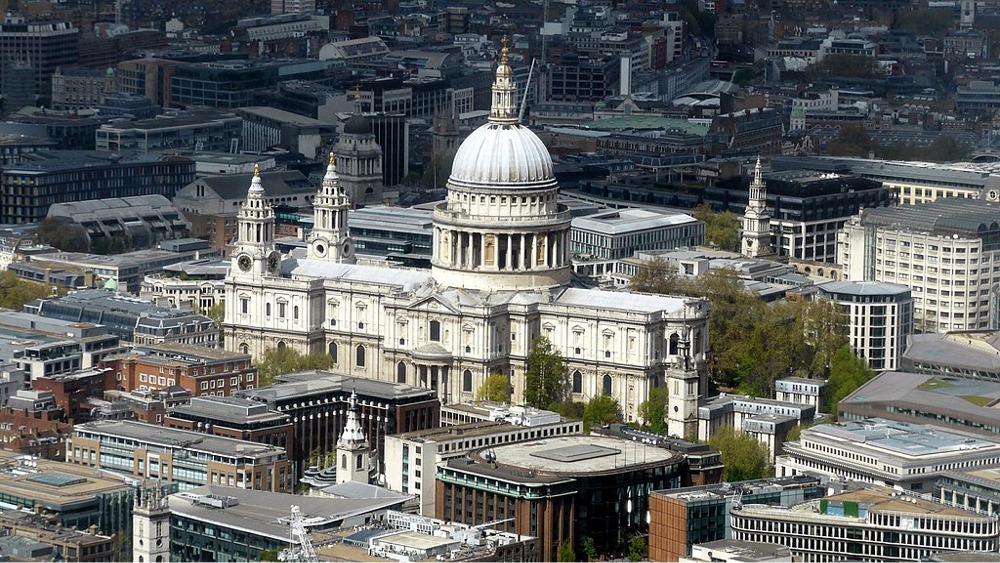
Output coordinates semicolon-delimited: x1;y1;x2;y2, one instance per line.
430;320;441;341
293;306;299;320
669;333;679;355
693;329;702;356
356;344;366;368
463;369;473;392
277;341;286;349
341;454;347;469
397;362;407;383
356;454;364;470
239;343;249;355
265;303;271;317
572;370;583;394
602;374;612;395
329;342;338;363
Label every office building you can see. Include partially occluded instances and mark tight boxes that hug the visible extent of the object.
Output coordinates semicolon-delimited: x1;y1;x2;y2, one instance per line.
45;195;192;252
68;420;293;492
817;281;913;371
436;434;685;561
350;206;433;263
838;370;1000;436
839;198;1000;332
236;371;440;473
25;290;218;346
236;106;334;160
139;258;228;311
384;408;583;515
570;208;703;260
164;396;292;453
730;486;999;561
168;59;336;110
100;343;255;397
49;67;115;112
0;113;105;150
0;451;134;547
681;540;793;563
776;418;1000;491
648;476;825;561
901;330;1000;381
174;170;315;217
0;151;195;224
937;466;1000;517
0;311;121;379
773;377;826;410
168;487;434;562
0;510;117;562
697;395;816;449
95;111;243;153
0;16;79;110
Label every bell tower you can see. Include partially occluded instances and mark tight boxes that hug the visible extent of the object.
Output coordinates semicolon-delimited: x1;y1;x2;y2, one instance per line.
336;390;370;485
133;484;170;563
667;329;699;440
308;152;355;263
741;158;773;258
231;165;281;278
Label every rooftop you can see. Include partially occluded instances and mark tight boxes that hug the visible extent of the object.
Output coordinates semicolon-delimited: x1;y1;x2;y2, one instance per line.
237;370;439;403
74;420;285;460
805;418;1000;458
818;280;911;296
903;331;1000;372
655;475;822;502
571;208;697;235
690;539;791;562
860;198;1000;238
169;485;404;543
0;452;131;512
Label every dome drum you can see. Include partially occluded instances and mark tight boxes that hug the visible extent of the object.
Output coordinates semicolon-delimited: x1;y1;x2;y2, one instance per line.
433;202;571;229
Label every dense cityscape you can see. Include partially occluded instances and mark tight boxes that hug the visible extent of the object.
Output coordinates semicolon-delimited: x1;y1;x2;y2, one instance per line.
0;0;993;561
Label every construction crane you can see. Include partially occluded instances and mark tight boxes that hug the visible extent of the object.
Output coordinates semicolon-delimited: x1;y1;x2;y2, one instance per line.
279;505;318;562
518;58;537;124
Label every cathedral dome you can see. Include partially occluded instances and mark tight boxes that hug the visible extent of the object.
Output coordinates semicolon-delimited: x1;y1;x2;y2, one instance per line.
448;122;554;188
343;114;371;135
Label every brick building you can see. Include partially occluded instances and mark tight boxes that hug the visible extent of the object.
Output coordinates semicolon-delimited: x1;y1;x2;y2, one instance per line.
100;343;256;397
163;395;292;454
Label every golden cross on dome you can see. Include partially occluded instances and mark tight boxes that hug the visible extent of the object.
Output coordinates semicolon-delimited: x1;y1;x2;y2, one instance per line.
500;35;509;65
253;163;259;177
354;83;361;100
329;151;335;166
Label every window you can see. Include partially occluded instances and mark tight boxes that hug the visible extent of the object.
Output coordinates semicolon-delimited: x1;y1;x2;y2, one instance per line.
356;345;366;368
463;369;473;392
265;303;271;317
201;381;208;390
293;306;299;320
430;320;441;342
329;341;338;363
241;298;248;314
572;370;582;394
397;362;407;383
602;374;612;395
278;302;287;318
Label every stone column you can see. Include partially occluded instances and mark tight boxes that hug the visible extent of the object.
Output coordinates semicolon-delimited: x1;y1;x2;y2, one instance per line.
519;233;526;270
505;234;513;271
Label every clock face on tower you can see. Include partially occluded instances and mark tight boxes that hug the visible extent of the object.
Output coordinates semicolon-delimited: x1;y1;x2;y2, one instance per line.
267;252;281;273
237;254;252;272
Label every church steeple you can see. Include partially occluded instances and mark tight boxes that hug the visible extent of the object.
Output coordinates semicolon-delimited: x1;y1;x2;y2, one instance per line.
309;152;355;263
232;165;281;277
336;390;370;485
741;158;773;258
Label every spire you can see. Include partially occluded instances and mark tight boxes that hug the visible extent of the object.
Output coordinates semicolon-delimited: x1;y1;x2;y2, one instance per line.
339;390;367;446
489;35;518;125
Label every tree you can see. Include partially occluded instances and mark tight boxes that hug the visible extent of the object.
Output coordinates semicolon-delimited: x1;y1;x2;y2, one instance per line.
256;347;334;387
692;204;740;252
583;394;623;431
582;536;598;562
32;217;89;252
826;125;878;158
206;302;225;345
629;257;684;295
708;425;771;482
523;336;566;408
0;271;58;311
259;549;280;561
825;345;875;416
557;542;577;562
548;400;585;420
476;373;511;402
627;535;648;562
637;387;669;433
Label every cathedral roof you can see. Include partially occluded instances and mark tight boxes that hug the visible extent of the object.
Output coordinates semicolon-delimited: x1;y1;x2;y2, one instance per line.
447;38;554;191
290;259;431;287
552;287;688;314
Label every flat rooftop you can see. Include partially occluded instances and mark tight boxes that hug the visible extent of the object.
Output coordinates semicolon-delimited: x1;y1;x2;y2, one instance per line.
904;332;1000;372
818;487;979;519
239;370;438;403
169;485;404;543
656;475;821;501
0;451;130;511
571;208;697;235
477;435;679;476
74;420;285;459
809;418;1000;457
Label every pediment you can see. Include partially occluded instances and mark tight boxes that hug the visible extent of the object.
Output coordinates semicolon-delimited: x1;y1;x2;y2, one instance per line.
406;293;461;315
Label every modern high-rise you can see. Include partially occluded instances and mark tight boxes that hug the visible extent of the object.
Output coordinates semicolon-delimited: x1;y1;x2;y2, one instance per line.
0;16;78;110
839;198;1000;332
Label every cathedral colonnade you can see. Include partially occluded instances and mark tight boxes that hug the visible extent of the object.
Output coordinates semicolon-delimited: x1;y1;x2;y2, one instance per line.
433;227;571;272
